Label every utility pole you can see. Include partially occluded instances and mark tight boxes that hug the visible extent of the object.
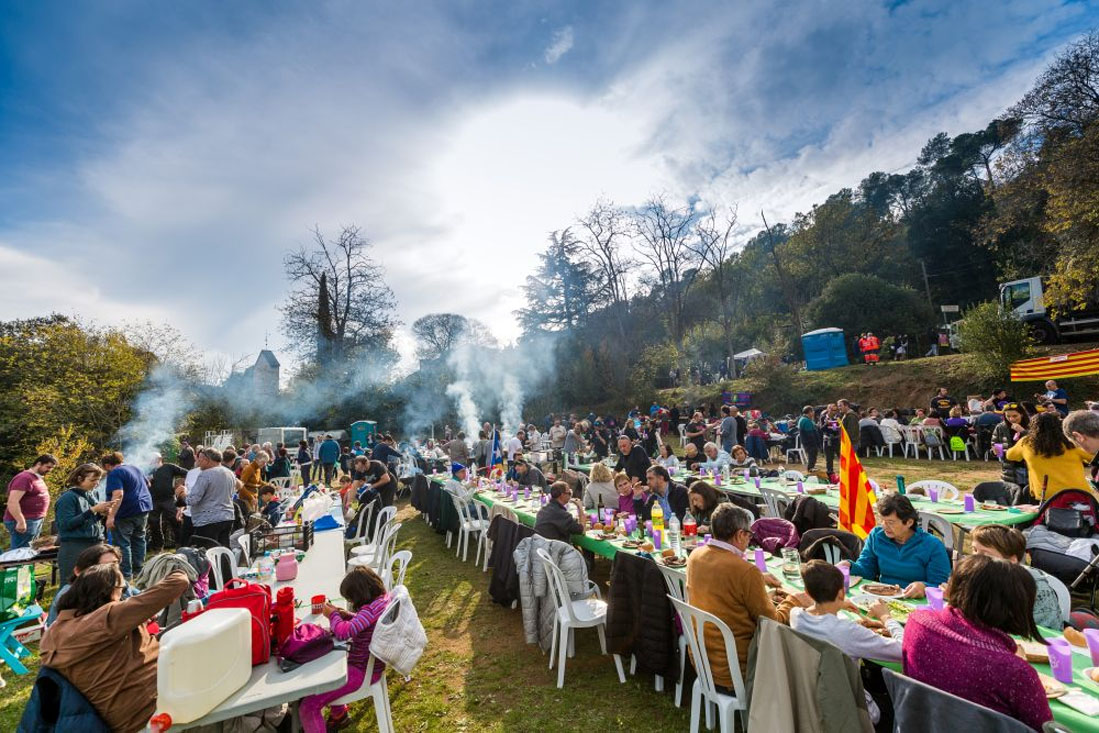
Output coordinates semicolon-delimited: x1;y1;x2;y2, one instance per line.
919;259;934;308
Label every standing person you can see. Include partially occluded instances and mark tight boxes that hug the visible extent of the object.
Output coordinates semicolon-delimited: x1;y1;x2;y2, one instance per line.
797;406;820;472
613;435;652;485
54;464;112;581
239;451;272;513
929;387;956;413
590;420;610;459
864;331;880;366
177;440;195;471
101;452;153;580
300;566;391;732
177;448;236;547
268;447;292;480
718;405;738;455
147;456;187;553
3;454;57;549
317;434;341;486
1036;379;1069;416
296;440;313;485
445;432;470;467
562;424;585;465
730;406;748;447
548;419;567;454
504;431;524;464
685;411;709;454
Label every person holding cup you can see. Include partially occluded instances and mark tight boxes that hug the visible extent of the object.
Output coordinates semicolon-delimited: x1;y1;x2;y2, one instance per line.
902;554;1051;731
991;402;1031;497
840;494;951;599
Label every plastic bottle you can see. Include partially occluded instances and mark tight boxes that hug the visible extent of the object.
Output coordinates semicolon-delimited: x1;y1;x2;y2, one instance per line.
668;515;681;556
651;501;664;534
683;514;697;538
258;552;274;583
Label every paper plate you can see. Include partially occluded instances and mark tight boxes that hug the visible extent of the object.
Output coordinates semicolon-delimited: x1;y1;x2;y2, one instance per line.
1038;672;1068;699
935;508;964;515
979;503;1008;511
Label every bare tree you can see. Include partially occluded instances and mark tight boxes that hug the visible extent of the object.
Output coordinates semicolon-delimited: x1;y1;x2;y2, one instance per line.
632;195;701;345
690;205;743;363
411;313;497;362
121;320;202;378
280;225;399;364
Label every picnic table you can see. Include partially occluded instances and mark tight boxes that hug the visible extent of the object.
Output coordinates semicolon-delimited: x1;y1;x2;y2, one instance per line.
171;499;350;730
465;487;1095;732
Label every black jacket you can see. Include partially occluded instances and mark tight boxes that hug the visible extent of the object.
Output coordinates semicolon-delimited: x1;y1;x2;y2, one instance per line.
632;482;689;523
534;500;582;542
614;446;652;484
606;551;679;680
783;495;836;536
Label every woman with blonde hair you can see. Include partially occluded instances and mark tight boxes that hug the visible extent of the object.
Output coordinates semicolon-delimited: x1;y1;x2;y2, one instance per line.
584;462;618;510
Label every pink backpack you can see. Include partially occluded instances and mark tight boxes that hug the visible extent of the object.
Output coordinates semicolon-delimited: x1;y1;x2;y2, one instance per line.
277;623;335;671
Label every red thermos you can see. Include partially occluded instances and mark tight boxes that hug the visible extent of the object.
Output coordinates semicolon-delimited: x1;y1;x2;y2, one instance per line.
273;587;296;648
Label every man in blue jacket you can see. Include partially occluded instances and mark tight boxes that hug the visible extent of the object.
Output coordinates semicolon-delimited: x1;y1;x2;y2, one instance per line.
317;434;341;486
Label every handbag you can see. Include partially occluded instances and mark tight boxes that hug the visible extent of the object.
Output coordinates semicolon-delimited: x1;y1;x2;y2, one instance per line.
276;623;335;671
369;585;426;677
1047;507;1089;538
204;579;273;665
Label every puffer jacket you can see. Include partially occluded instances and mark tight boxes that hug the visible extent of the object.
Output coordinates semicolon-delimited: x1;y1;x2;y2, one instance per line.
513;535;590;651
605;551;678;680
751;517;800;554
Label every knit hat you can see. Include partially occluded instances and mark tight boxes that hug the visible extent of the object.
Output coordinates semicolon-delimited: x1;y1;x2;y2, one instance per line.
451;462;466;475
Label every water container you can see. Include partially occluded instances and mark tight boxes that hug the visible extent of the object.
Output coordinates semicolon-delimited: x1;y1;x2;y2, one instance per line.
668;515;681;556
258;552;275;583
275;552;298;581
156;608;252;724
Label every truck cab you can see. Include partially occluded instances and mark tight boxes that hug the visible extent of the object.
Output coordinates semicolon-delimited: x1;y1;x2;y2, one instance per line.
1000;276;1099;343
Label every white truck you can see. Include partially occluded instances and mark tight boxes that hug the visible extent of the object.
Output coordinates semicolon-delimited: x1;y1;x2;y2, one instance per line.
256;426;308;448
1000;276;1099;344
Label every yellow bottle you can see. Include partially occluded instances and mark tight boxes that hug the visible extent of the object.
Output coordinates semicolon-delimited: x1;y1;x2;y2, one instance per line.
651;500;664;534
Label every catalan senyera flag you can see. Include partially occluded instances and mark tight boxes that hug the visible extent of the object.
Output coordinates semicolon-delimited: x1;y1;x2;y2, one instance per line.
838;424;877;539
1010;348;1099;382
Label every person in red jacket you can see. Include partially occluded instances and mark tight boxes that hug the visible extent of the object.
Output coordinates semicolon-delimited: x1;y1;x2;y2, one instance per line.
864;331;881;366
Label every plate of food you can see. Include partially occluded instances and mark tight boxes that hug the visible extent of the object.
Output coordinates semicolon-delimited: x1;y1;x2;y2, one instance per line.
1038;673;1067;699
979;503;1007;511
861;583;905;599
598;532;619;540
621;539;644;549
806;486;828;495
659;551;686;568
935;507;964;515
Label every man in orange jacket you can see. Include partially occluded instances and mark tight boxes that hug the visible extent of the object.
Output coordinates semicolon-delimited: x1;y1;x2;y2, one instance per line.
863;332;880;365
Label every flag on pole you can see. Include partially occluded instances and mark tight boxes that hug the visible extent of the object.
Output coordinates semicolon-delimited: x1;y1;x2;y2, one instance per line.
838;424;877;539
487;427;503;471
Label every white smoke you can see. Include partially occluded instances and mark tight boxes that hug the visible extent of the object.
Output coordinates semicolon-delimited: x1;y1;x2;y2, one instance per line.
444;378;482;439
118;364;190;469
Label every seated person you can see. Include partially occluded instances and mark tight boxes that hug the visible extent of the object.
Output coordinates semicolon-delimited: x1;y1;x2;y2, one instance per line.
40;564;190;733
841;494;951;598
791;560;903;725
699;442;732;472
258;485;283;526
583;462;618;511
686;480;725;533
533;481;587;542
921;410;944;429
47;544;133;627
728;444;757;472
943;406;970;438
630;465;689;522
686;504;807;685
444;462;475;500
655;442;680;473
878;410;904;444
903;554;1052;731
613;472;635;515
682;442;704;472
970;524;1063;630
514;457;548;491
1005;410;1095;504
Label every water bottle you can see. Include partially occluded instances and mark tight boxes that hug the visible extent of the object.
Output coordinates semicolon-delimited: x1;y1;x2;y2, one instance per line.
651;501;665;534
668;515;681;556
259;551;275;583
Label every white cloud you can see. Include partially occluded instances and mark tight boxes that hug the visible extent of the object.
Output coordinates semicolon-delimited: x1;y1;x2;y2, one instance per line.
544;26;574;64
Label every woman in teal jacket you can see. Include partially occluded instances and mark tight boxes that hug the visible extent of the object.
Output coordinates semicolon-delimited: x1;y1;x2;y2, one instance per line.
54;464;112;581
843;493;951;599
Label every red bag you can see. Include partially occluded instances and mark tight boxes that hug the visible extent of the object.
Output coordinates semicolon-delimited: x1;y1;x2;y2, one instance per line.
204;578;273;665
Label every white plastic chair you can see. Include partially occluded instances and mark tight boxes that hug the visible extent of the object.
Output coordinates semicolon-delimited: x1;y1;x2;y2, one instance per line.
536;548;626;689
880;427;903;458
330;654;393;732
237;533;252;567
269;476;292;489
898;425;922;459
344;502;377;552
449;492;489;564
657;563;689;708
758;486;789;518
669;596;748;733
907;480;959;502
383;550;411;591
350;505;395;559
785;435;808;465
917;511;956;559
350;522;402;573
205;546;239;591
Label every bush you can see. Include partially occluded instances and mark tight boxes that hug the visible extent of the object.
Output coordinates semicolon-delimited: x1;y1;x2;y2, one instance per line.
956;301;1035;379
807;273;934;337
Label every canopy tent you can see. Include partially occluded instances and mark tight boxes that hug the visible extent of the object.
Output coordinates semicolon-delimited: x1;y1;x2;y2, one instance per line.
1010;348;1099;381
733;348;765;360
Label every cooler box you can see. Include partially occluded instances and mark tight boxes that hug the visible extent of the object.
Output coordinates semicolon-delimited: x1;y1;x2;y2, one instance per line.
0;564;36;622
156;608;252;724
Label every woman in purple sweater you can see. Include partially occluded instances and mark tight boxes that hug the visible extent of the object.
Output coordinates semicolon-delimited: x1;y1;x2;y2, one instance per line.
301;566;391;732
902;554;1052;731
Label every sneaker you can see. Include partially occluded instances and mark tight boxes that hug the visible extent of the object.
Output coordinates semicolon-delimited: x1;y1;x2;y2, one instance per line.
326;713;353;731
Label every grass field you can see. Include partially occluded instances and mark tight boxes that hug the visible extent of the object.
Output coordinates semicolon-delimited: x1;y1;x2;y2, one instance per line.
0;453;1006;731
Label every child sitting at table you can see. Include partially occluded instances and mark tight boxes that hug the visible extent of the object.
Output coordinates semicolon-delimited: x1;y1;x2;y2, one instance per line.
790;560;903;725
258;485;282;526
300;565;391;732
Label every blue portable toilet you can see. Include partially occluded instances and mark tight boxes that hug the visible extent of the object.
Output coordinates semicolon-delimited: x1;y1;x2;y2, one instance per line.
802;328;849;371
350;420;377;446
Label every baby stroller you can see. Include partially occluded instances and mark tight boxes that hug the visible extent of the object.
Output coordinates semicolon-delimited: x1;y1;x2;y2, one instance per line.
1025;489;1099;610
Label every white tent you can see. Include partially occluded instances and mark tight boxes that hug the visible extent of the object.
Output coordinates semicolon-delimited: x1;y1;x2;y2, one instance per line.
733;348;765;360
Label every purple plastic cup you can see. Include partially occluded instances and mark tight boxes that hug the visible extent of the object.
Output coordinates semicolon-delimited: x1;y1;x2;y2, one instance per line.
743;469;750;480
702;534;712;545
754;477;761;489
796;480;804;494
838;564;850;591
754;548;767;572
653;530;662;551
925;587;944;611
644;520;653;535
1085;628;1099;666
964;494;975;512
1048;639;1074;684
993;442;1004;459
928;488;939;503
540;494;548;506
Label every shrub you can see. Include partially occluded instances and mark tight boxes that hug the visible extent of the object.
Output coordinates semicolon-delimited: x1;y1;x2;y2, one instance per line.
956;301;1035;379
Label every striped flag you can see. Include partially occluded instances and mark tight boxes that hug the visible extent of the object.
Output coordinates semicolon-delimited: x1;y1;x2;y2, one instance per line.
838;424;877;539
1010;348;1099;381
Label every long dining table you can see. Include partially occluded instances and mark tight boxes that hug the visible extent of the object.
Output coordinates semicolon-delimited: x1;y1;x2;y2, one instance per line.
454;481;1097;732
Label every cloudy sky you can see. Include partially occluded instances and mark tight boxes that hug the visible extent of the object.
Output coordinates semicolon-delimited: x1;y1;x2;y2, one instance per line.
1;0;1095;372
